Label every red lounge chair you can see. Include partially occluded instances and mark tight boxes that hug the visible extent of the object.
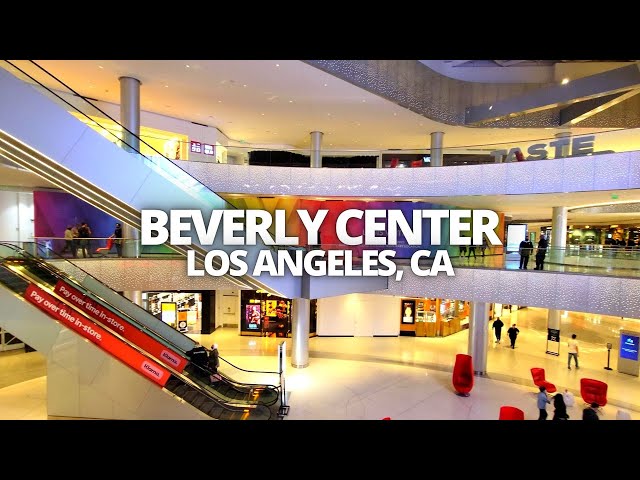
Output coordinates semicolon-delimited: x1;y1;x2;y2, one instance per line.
580;378;608;407
530;368;557;394
499;406;525;420
389;158;399;168
95;236;114;256
452;353;474;396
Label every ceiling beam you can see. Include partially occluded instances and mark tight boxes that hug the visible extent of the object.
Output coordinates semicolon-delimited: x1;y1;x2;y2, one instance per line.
465;62;640;124
559;89;640;126
494;60;527;67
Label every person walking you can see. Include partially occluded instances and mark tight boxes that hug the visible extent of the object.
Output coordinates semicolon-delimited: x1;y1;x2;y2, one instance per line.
519;235;534;269
552;393;569;420
480;236;488;257
535;234;549;270
459;244;467;258
77;221;93;258
492;317;504;343
507;323;520;349
537;385;551;420
468;244;476;259
567;333;579;370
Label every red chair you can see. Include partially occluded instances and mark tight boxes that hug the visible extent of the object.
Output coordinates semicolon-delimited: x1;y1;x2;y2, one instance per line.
410;159;423;168
95;236;115;255
452;354;474;396
580;378;608;407
499;406;525;420
530;368;557;394
389;158;399;168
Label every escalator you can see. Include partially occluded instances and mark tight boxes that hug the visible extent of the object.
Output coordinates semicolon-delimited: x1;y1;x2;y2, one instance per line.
0;241;282;410
0;60;388;302
0;261;277;420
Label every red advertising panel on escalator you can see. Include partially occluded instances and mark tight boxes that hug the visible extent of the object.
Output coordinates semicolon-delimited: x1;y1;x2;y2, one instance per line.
24;283;170;387
53;280;187;372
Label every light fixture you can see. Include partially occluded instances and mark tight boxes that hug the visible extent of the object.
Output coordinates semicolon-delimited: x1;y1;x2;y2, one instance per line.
561;78;570;85
98;65;104;69
489;105;493;110
276;63;280;67
186;64;190;68
323;83;328;87
243;84;247;87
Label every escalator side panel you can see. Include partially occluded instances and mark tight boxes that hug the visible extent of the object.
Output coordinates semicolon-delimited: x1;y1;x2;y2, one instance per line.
24;283;171;387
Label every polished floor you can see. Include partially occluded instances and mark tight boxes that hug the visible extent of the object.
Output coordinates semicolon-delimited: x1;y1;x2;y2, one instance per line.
1;306;639;420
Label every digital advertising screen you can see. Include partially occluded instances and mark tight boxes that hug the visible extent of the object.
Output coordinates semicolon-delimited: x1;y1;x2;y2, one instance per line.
245;304;261;330
506;224;527;253
620;333;639;361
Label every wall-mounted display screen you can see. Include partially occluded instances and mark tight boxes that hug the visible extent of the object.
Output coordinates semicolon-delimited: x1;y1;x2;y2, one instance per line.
402;299;416;324
506;224;527;253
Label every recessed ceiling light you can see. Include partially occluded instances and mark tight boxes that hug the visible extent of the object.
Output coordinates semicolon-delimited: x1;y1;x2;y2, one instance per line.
393;113;397;116
289;100;293;103
489;105;493;110
98;65;104;69
362;99;366;103
186;64;190;68
323;83;328;87
164;85;169;88
562;78;570;85
243;84;247;87
261;113;265;116
218;100;222;103
276;63;280;67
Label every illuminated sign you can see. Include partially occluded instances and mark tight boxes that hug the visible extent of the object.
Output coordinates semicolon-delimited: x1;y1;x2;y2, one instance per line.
203;144;215;156
190;141;202;153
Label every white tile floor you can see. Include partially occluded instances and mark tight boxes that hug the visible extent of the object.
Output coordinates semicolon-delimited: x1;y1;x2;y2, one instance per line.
1;306;639;420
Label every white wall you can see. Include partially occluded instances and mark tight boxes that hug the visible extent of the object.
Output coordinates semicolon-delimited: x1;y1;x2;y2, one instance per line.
0;190;33;242
317;293;400;337
215;289;240;328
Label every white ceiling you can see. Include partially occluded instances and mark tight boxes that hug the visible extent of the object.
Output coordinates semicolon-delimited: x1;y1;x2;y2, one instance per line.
8;59;617;151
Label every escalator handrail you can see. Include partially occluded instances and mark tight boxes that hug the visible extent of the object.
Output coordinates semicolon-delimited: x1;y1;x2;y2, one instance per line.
0;240;194;357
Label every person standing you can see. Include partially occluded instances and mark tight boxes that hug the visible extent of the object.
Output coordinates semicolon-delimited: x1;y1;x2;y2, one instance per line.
208;344;221;382
535;234;549;270
60;225;77;258
459;244;467;258
492;317;504;343
114;223;123;258
507;323;520;349
552;393;569;420
77;221;93;258
519;235;534;269
567;333;579;370
537;385;551;420
480;236;488;257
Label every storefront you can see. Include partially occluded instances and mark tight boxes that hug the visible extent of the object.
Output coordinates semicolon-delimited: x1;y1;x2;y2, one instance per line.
400;297;469;337
143;291;213;334
240;290;317;337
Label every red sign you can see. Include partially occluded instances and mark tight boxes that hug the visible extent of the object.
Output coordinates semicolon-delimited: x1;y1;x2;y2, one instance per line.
25;284;171;387
53;280;187;372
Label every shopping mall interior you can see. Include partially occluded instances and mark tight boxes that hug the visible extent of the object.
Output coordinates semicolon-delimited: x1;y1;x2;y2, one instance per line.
1;59;639;421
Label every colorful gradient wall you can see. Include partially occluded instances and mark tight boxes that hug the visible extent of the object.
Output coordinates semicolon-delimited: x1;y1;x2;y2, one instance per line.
34;190;121;252
223;196;505;258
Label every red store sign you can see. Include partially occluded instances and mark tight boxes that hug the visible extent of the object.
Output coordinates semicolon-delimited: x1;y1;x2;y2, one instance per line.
53;280;187;372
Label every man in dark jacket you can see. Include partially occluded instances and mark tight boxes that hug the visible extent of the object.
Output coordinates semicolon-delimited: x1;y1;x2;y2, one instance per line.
535;234;549;270
492;317;504;343
519;235;534;269
582;402;600;420
507;324;520;349
186;342;209;380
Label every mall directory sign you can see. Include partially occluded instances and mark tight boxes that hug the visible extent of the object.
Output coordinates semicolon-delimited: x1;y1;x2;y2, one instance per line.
618;330;640;376
53;280;187;373
24;283;171;387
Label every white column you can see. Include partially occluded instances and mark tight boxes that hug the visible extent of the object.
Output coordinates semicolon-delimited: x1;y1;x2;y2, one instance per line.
310;131;323;168
123;290;142;306
430;131;444;167
467;301;489;375
291;298;310;368
550;206;568;264
119;77;141;258
119;76;141;153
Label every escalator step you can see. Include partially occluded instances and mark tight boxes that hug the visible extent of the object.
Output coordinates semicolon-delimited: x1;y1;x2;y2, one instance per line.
191;394;206;409
183;390;198;403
